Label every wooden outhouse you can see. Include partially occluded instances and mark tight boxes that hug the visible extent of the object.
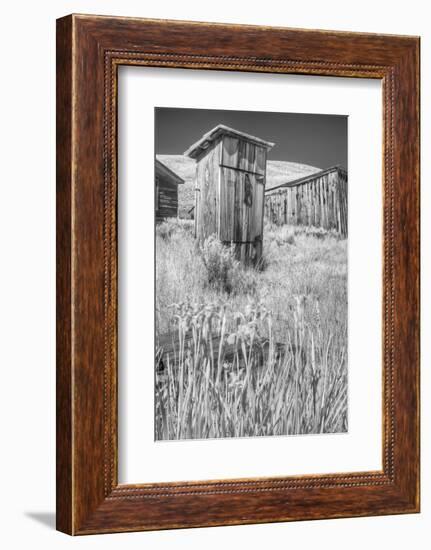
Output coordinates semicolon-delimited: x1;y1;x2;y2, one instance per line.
184;125;274;264
155;159;185;220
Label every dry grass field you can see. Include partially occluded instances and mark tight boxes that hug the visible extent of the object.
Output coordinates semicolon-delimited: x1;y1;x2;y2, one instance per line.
155;218;348;440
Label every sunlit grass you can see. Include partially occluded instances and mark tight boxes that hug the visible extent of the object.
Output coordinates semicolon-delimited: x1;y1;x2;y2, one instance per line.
155;219;347;440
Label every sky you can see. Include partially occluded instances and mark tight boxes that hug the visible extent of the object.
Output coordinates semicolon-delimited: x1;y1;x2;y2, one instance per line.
155;107;347;170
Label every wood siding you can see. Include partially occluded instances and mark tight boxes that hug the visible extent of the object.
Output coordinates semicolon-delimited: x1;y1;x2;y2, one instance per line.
194;135;268;264
155;174;179;220
194;141;221;241
264;167;348;237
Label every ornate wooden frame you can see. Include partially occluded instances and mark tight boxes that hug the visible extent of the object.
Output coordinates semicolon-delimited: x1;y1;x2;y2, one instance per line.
56;14;420;535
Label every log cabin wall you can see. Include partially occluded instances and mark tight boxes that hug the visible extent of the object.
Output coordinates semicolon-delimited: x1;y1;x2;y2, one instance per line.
264;167;348;237
155;175;179;219
155;159;184;220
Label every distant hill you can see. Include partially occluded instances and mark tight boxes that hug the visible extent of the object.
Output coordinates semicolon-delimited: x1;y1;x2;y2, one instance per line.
157;154;321;217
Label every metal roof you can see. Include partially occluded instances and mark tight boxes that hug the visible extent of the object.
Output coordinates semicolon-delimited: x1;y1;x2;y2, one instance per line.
184;124;275;160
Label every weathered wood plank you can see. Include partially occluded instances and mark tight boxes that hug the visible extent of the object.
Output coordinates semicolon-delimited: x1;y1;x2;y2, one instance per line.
264;167;348;236
242;174;250;262
222;135;239;168
255;146;266;175
220;167;236;241
234;171;244;242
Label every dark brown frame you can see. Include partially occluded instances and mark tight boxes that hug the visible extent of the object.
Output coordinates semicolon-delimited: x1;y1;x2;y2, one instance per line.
56;14;420;535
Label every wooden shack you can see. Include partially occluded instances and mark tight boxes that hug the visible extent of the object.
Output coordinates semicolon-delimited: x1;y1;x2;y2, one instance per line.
155;159;184;220
184;125;274;264
264;166;348;237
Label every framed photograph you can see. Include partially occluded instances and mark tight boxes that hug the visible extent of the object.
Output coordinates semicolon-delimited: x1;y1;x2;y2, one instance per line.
56;14;420;535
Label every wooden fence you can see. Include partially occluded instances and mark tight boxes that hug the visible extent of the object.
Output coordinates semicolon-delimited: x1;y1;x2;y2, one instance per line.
264;166;348;237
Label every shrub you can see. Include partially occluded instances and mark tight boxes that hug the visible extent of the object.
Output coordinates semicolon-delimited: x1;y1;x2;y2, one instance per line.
200;235;239;294
156;219;176;240
156;217;194;240
277;226;295;246
231;264;258;295
294;225;339;240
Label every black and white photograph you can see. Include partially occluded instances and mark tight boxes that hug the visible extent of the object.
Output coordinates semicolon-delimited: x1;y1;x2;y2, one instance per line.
0;1;424;544
154;107;348;441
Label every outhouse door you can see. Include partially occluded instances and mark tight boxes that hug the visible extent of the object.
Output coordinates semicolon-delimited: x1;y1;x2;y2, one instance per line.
219;136;266;264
